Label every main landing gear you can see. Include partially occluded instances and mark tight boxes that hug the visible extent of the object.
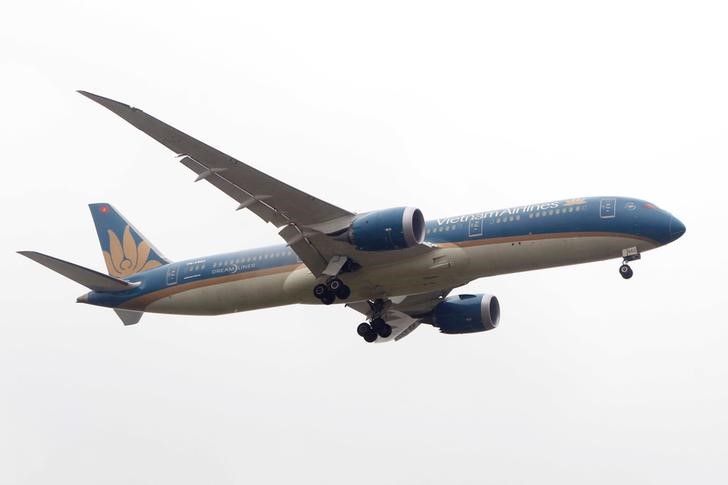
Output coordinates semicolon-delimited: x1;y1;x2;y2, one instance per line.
619;246;640;280
357;317;392;343
313;256;355;305
313;277;351;305
355;298;392;343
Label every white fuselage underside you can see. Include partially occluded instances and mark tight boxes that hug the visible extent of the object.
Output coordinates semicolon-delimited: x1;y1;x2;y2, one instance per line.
143;234;654;316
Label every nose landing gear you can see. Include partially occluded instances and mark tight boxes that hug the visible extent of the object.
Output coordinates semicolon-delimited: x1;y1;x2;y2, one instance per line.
619;263;634;279
619;246;640;280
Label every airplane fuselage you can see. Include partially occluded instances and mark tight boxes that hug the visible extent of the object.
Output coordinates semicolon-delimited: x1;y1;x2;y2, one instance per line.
80;196;686;316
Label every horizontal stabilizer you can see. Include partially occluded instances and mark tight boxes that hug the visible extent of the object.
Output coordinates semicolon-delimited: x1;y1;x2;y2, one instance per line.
18;251;138;293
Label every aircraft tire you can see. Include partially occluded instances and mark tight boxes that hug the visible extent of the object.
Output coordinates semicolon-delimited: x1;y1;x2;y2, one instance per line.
620;264;633;279
336;284;351;300
362;330;378;343
371;318;392;338
313;284;328;299
327;278;343;292
357;322;372;337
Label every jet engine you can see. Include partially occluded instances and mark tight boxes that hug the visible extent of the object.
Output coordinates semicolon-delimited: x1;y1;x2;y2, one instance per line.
431;294;500;334
347;207;426;251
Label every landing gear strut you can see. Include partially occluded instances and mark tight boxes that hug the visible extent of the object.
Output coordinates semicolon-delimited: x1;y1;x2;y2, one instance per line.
619;246;640;280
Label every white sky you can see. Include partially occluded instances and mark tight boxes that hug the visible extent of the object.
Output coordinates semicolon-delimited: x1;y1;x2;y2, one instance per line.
1;1;727;484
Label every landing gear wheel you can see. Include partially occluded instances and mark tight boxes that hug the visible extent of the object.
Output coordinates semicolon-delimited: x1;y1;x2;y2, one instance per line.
357;322;372;337
320;292;336;305
362;330;378;343
327;278;343;292
619;264;633;279
371;317;392;338
313;284;328;299
336;284;351;300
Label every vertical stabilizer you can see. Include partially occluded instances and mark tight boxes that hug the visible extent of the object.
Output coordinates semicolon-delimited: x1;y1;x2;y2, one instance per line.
89;203;170;278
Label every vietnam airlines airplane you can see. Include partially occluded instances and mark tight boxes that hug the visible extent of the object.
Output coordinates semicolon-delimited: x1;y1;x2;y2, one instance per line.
18;91;687;343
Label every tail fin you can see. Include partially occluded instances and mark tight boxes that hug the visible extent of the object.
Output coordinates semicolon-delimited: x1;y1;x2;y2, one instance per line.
89;203;170;278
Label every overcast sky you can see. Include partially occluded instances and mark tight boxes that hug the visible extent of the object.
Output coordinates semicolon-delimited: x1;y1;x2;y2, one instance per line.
2;1;727;484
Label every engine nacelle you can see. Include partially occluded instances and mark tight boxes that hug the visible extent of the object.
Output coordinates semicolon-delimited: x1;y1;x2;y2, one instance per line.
348;207;426;251
432;294;501;334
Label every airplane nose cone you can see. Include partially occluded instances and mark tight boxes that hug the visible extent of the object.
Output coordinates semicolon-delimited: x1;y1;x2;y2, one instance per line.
669;215;686;240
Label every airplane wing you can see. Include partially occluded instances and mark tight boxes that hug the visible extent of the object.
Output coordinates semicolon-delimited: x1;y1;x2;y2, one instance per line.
80;91;433;277
346;289;452;342
79;91;357;275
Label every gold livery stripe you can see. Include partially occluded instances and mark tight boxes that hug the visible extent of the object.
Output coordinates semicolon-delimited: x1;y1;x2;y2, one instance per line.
444;231;660;249
121;263;304;310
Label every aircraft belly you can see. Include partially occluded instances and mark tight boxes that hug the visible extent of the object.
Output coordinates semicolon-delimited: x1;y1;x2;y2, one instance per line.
144;272;295;315
140;235;654;316
462;235;657;277
283;247;472;303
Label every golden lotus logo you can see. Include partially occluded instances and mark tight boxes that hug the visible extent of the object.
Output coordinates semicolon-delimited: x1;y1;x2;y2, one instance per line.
103;225;162;277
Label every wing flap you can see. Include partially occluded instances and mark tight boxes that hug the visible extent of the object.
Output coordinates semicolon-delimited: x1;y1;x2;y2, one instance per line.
278;225;328;275
179;156;287;226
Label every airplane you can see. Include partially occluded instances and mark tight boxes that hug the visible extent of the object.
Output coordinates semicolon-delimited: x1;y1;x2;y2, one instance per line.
18;91;687;343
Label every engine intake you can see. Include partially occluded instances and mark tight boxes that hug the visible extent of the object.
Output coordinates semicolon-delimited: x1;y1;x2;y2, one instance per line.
432;294;500;334
348;207;425;251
